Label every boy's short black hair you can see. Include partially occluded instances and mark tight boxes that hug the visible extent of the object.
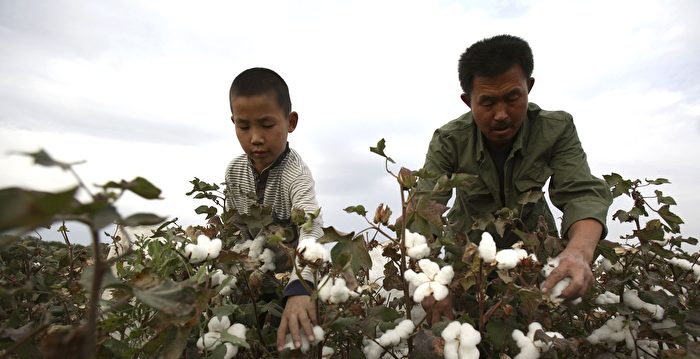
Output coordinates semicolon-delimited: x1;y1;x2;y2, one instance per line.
229;67;292;115
458;34;534;95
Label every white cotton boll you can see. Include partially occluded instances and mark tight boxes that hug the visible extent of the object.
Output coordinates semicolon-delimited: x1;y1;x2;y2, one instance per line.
459;346;480;359
197;332;222;350
459;322;481;347
412;282;437;303
434;265;455;286
208;316;231;333
231;240;252;254
478;232;497;263
395;320;415;338
444;340;460;359
587;316;627;345
298;237;330;262
418;259;440;278
623;289;665;320
431;281;449;301
549;278;571;304
330;278;351;304
600;257;623;273
378;330;402;346
185;243;208;263
322;346;334;358
313;326;325;343
259;248;276;272
208;238;222;259
526;322;543;342
211;269;227;286
496;249;521;269
248;235;266;259
512;329;539;359
441;321;462;341
405;230;431;259
595;291;621;305
223;343;238;359
318;276;333;303
668;257;700;281
515;248;529;260
542;257;559;277
227;323;247;340
362;339;383;359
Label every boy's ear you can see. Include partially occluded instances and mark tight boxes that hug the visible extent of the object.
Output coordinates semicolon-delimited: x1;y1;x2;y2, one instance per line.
230;115;236;125
287;111;298;133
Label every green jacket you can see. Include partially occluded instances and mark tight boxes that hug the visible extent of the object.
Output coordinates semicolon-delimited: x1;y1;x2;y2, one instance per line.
419;103;612;245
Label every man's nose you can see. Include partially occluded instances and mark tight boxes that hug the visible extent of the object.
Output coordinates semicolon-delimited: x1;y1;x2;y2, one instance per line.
493;103;509;121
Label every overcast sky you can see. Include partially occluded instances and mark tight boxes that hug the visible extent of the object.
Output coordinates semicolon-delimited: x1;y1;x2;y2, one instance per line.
1;0;699;245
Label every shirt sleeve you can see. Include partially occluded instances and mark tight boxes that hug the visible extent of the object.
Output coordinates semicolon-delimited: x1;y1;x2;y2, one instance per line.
547;115;613;238
286;170;323;291
417;128;456;206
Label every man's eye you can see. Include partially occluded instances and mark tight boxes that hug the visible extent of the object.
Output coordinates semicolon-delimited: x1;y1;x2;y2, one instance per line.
507;94;520;102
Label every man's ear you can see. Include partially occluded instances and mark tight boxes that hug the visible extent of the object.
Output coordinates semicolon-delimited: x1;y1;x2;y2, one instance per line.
460;93;472;108
288;111;298;133
527;77;535;93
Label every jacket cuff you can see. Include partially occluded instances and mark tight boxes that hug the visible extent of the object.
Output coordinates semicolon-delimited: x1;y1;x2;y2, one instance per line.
283;280;313;297
561;197;611;239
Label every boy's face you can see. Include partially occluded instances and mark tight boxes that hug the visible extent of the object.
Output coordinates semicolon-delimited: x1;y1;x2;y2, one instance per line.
231;92;297;173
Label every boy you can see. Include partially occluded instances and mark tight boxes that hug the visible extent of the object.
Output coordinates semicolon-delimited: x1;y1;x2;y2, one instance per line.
225;67;322;352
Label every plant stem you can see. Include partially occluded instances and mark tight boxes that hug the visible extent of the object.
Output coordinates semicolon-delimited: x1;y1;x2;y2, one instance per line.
398;187;413;352
82;224;103;358
59;221;75;283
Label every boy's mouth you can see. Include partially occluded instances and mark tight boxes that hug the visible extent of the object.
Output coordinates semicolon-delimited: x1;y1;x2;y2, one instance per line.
251;150;267;158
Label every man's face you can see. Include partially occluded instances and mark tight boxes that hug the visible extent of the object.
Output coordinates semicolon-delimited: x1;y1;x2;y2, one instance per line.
231;92;297;173
461;64;534;149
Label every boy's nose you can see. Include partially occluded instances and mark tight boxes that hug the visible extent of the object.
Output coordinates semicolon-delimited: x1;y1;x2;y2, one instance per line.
251;131;264;145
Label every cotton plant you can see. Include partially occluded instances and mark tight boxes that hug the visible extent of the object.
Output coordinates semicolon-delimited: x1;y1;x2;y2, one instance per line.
281;325;325;353
404;229;430;259
297;236;330;262
231;234;276;272
594;291;621;305
211;268;238;296
477;232;532;270
667;257;700;281
363;320;415;359
477;232;497;263
184;234;222;264
318;275;359;304
598;256;623;273
586;315;635;349
622;289;665;320
403;259;454;303
196;315;247;359
511;322;564;359
441;321;481;359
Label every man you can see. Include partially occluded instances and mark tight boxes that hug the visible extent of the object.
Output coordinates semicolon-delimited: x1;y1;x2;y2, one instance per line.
417;35;612;316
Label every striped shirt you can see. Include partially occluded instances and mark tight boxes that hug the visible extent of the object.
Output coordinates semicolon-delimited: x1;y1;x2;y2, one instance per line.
224;144;322;290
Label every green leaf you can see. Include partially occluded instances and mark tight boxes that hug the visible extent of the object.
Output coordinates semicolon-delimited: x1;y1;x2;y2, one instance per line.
80;264;124;294
658;205;684;233
185;177;220;195
120;213;166;227
319;226;355;244
195;205;218;220
236;204;274;234
329;317;359;331
369;306;402;322
343;205;368;217
486;318;512;352
220;331;250;349
132;278;196;316
102;177;162;200
14;149;84;170
369;138;395;163
603;173;633;198
646;178;670;185
212;304;242;318
0;187;78;231
639;290;670;306
161;323;195;358
330;235;372;273
654;190;677;206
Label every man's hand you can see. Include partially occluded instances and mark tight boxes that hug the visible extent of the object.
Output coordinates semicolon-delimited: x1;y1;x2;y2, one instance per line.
276;295;317;351
421;293;454;325
541;218;603;299
540;249;593;298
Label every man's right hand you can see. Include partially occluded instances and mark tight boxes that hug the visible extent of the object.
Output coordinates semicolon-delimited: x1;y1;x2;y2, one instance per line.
421;293;454;325
276;295;317;351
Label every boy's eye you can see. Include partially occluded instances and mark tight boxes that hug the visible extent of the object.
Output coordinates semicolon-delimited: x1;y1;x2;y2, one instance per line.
237;123;250;130
261;122;275;128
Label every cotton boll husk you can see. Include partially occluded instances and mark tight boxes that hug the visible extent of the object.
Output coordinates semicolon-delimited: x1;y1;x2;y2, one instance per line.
208;316;231;333
478;232;497;263
496;249;520;269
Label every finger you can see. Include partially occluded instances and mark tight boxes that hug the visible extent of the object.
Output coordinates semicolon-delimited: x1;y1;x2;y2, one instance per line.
277;316;288;351
541;267;567;293
299;312;315;342
289;315;301;348
307;301;318;325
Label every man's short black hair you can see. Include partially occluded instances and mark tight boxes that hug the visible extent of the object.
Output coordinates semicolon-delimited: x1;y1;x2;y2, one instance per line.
229;67;292;115
458;34;534;95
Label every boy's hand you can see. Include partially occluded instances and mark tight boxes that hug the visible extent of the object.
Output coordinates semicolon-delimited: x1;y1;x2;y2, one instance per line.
276;295;317;351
